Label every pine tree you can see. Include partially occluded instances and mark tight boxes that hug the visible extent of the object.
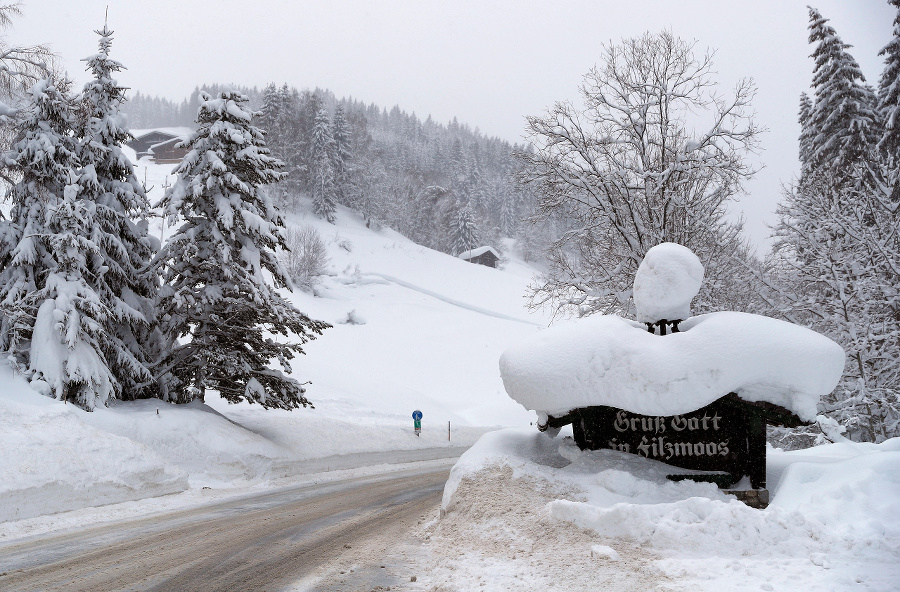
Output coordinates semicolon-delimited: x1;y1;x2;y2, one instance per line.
0;78;79;368
768;8;900;443
31;179;118;409
805;6;878;178
878;0;900;160
311;107;337;222
154;91;329;409
77;24;157;401
258;82;281;135
331;104;352;202
797;92;814;177
449;202;479;255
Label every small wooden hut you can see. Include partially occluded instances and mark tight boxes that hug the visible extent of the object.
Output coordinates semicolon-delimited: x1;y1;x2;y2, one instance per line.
458;246;500;268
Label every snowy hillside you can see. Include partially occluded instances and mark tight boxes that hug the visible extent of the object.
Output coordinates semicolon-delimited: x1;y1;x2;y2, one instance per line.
2;150;550;522
134;147;549;427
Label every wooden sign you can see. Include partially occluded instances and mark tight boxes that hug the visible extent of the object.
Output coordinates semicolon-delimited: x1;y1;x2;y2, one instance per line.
569;394;769;489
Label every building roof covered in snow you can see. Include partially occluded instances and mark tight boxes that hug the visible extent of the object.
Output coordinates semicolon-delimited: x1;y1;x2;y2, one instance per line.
127;128;193;161
458;246;500;268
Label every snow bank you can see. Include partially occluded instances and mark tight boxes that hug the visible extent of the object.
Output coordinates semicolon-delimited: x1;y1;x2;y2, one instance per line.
0;367;187;522
500;311;845;420
435;428;900;591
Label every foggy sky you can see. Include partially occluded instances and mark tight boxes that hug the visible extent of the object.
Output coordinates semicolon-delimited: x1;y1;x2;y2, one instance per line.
7;0;894;250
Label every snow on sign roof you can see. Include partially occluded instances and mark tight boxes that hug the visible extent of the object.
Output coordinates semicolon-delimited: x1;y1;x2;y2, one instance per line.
499;243;845;421
458;246;500;260
499;312;844;421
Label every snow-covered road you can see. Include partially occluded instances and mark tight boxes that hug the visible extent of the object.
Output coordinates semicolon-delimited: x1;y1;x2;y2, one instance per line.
0;462;454;592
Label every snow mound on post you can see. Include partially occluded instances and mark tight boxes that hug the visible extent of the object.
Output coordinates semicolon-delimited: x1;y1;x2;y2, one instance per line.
499;311;844;420
633;242;703;323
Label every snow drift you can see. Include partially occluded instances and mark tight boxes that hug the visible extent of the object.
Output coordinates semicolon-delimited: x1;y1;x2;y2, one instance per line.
0;366;188;522
434;427;900;592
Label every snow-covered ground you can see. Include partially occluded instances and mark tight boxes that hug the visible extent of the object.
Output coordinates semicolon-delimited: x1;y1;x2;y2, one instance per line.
422;427;900;591
2;150;549;525
6;151;899;591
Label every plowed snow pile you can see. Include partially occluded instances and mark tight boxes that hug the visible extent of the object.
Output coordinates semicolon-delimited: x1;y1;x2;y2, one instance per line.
423;428;900;591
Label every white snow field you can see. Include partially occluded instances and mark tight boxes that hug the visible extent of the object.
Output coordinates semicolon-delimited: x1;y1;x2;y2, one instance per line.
1;150;547;525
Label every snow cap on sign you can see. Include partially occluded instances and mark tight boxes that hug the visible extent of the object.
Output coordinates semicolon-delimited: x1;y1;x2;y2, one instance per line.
499;311;845;421
633;243;703;324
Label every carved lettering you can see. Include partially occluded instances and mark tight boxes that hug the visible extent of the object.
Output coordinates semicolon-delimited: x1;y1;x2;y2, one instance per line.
637;436;651;457
595;401;746;477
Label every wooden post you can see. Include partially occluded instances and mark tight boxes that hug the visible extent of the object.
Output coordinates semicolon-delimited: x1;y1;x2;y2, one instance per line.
746;407;767;490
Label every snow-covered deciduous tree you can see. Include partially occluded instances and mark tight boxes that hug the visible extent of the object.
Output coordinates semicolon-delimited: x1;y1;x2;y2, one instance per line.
76;24;157;401
0;3;53;122
518;30;762;317
0;78;79;369
154;91;329;409
279;224;329;292
772;177;899;443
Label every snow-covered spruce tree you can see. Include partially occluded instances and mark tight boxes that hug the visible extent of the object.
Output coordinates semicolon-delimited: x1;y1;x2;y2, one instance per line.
310;107;337;222
517;31;762;317
877;0;900;206
797;92;814;176
0;78;79;368
76;24;158;401
768;8;900;444
331;104;352;203
878;0;900;157
29;179;118;409
449;202;479;255
154;91;329;409
804;6;877;182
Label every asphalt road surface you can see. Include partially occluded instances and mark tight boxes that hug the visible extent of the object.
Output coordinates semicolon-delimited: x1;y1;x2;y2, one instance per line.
0;462;453;591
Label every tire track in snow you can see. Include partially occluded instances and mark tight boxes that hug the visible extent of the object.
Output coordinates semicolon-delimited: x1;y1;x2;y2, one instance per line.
363;272;542;327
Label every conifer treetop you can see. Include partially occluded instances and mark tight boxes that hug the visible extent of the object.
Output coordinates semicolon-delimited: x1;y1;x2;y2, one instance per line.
805;5;877;174
878;0;900;151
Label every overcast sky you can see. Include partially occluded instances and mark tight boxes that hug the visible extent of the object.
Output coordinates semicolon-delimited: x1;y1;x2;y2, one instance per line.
7;0;894;250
